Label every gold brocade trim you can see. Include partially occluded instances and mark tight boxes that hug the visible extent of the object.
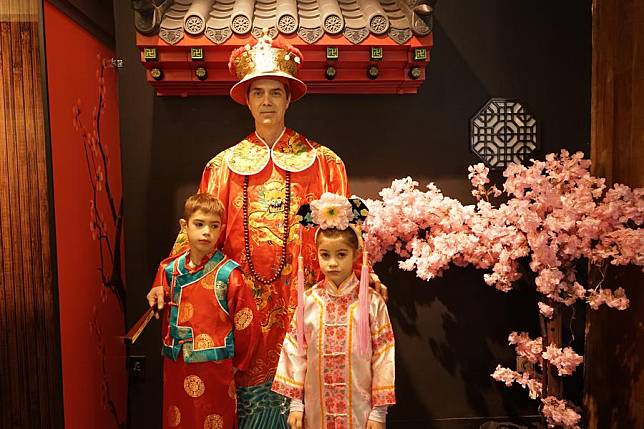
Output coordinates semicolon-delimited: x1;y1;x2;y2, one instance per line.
232;47;298;80
225;139;270;175
311;291;325;423
234;307;253;330
372;343;394;358
284;332;298;347
184;375;205;398
225;131;317;175
271;133;316;173
348;301;358;426
372;385;396;392
167;405;181;427
203;414;224;429
372;323;393;337
316;145;344;165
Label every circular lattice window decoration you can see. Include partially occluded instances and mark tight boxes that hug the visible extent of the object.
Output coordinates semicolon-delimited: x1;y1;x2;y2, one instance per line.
185;15;204;35
470;98;538;169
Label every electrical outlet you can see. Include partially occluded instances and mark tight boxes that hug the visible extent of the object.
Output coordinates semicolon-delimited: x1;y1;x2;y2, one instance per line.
516;356;534;373
128;355;146;382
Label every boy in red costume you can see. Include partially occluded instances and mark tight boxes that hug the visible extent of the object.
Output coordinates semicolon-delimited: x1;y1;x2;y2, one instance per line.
148;193;259;429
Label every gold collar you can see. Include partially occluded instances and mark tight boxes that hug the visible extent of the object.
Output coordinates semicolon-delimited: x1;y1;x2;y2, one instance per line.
225;129;317;175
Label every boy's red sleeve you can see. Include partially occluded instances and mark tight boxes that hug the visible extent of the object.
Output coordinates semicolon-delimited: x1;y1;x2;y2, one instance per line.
226;268;259;371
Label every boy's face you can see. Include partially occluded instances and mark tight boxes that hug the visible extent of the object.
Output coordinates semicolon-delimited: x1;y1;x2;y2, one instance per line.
317;235;358;287
180;209;223;259
246;78;290;128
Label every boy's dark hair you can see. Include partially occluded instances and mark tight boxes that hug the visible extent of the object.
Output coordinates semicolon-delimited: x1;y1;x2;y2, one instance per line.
316;227;360;251
183;193;225;221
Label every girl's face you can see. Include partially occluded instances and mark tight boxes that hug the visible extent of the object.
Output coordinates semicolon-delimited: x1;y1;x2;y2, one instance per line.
317;235;358;287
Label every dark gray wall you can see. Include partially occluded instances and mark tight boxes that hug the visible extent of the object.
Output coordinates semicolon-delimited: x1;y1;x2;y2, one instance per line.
49;0;114;46
115;1;591;427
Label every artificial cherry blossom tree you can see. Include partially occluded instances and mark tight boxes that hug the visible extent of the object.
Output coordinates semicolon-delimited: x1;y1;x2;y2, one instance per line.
363;150;643;428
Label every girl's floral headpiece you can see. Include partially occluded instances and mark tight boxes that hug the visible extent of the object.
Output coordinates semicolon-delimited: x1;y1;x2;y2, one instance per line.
295;193;371;356
297;192;369;234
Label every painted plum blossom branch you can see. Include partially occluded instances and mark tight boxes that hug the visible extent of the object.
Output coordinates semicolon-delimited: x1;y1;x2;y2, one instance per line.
72;54;126;314
72;54;126;429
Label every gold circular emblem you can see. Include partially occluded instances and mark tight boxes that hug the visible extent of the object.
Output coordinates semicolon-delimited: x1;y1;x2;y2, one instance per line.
234;307;253;330
178;302;194;323
184;375;205;398
203;414;223;429
195;333;215;350
167;405;181;427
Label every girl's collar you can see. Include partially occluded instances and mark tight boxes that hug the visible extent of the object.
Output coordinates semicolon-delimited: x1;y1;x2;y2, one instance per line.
324;273;359;296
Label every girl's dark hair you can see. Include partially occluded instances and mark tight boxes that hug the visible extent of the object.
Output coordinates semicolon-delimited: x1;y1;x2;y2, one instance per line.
316;227;360;251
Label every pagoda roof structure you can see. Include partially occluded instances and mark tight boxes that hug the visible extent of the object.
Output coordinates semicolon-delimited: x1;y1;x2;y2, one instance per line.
132;0;435;96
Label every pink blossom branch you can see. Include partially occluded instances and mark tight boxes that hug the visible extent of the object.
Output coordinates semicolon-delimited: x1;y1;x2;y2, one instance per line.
364;150;643;425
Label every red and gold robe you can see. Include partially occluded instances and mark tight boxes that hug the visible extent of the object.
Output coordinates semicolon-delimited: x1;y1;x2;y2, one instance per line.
168;128;349;424
200;128;348;385
272;274;396;429
156;250;259;429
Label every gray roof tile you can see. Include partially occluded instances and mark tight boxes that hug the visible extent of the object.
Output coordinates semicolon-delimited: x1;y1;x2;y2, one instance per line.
142;0;432;45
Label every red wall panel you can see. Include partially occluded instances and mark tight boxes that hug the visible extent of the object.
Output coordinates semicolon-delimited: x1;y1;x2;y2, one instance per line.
44;2;126;427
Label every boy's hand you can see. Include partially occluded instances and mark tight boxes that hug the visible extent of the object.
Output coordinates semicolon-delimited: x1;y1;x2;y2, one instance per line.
366;420;385;429
369;273;388;301
146;286;165;319
287;411;303;429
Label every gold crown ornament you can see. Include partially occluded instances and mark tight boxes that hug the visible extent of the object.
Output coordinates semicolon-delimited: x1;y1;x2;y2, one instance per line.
228;30;307;104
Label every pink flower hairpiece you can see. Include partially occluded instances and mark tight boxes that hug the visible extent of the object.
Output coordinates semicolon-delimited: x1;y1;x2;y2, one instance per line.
309;192;354;230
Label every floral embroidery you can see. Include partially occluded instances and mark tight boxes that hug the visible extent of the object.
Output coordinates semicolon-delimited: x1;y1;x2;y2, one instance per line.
272;378;304;401
372;388;396;406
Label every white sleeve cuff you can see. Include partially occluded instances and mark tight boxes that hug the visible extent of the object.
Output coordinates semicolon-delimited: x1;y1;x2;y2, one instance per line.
289;398;304;412
368;406;388;423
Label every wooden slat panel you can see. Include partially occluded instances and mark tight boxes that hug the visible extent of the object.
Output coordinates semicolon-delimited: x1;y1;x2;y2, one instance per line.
0;0;64;427
585;0;644;428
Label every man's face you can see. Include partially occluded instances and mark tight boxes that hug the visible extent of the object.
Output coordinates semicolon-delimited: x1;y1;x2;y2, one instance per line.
246;79;291;127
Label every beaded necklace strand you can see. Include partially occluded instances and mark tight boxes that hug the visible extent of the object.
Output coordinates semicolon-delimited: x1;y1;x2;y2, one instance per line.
242;172;291;285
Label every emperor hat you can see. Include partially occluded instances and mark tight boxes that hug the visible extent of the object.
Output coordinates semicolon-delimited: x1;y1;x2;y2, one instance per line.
228;31;307;105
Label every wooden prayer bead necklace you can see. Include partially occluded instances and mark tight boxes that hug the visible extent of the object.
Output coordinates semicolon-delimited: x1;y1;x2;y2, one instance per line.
242;172;291;285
